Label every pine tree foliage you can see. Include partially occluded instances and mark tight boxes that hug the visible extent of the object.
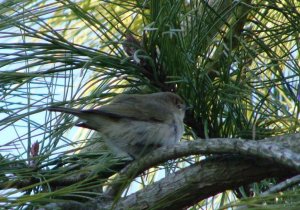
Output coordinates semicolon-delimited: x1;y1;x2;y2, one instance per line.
0;0;299;209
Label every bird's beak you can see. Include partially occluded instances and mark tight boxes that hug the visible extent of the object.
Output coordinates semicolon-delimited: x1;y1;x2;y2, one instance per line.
184;105;192;111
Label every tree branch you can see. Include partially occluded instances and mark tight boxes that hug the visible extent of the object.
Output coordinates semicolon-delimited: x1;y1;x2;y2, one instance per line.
106;134;300;197
261;174;300;196
113;156;296;210
38;133;299;209
40;156;297;210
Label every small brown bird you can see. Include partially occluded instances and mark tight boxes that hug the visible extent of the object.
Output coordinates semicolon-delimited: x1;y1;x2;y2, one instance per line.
48;92;186;159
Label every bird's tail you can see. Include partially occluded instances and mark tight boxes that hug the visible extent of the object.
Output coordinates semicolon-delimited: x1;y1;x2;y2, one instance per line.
47;107;82;116
47;106;100;130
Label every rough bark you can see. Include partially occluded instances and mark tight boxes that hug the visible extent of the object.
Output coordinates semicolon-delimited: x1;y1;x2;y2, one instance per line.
40;133;300;210
113;156;296;210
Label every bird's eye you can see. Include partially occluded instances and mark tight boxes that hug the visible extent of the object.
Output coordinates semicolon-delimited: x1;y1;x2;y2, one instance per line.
172;96;185;110
175;100;184;110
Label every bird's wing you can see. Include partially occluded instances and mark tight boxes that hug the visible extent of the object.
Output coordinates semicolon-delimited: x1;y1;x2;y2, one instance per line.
83;94;172;123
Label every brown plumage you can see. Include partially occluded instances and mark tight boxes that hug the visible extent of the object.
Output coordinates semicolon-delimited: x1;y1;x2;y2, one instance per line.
48;92;186;159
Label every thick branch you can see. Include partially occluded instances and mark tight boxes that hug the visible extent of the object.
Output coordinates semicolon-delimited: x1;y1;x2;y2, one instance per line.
40;156;297;210
107;134;300;196
113;156;296;210
7;134;300;209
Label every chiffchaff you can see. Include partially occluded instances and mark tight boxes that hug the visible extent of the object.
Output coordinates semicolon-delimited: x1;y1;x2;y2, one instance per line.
48;92;186;159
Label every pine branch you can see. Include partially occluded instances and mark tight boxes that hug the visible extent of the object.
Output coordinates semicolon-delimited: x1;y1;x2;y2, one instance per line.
106;133;300;197
261;174;300;195
39;155;297;210
113;156;296;210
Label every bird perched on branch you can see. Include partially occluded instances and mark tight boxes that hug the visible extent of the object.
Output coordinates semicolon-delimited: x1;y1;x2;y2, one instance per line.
48;92;186;159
